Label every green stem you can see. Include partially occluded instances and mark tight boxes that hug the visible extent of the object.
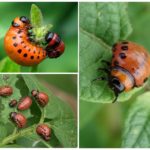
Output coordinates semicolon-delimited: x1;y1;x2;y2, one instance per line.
0;125;36;147
31;65;38;72
42;140;52;148
39;108;45;123
12;127;17;136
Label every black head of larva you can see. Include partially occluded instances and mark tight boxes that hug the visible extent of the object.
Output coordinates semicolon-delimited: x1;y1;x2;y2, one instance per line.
10;112;17;119
45;32;54;43
20;16;30;24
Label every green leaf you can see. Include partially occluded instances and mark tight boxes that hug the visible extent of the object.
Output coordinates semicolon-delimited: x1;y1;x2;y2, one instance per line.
30;4;43;28
0;57;20;72
122;92;150;148
79;3;144;103
16;134;47;148
3;144;23;148
80;2;132;46
32;25;53;43
0;75;32;124
0;123;7;140
22;75;77;147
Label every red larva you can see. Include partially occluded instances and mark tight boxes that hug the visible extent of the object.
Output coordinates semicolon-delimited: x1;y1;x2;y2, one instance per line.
36;124;51;141
4;16;46;66
17;96;32;111
45;32;65;58
31;90;49;107
10;112;27;128
0;85;13;96
9;99;18;107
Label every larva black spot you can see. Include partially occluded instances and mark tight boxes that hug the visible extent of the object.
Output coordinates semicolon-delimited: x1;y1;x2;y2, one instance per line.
119;53;126;59
121;46;128;50
23;53;27;57
17;49;22;54
24;46;27;48
17;30;22;34
37;56;40;59
12;36;16;39
31;56;34;59
21;41;24;44
28;49;31;52
19;36;22;38
13;43;18;47
144;78;148;83
122;41;128;44
114;60;119;66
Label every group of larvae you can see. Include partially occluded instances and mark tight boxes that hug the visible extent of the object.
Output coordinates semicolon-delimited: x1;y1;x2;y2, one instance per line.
0;85;51;141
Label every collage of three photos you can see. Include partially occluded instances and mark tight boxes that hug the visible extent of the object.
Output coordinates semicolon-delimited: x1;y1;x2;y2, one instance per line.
0;1;150;148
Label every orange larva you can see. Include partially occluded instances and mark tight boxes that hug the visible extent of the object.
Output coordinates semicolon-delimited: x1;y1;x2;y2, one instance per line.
4;16;46;66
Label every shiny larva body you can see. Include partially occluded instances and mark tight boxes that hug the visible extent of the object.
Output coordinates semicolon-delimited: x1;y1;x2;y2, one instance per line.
17;96;32;110
112;41;150;90
0;85;13;96
96;41;150;102
36;124;51;141
45;32;65;58
10;112;27;128
31;90;49;107
4;16;46;66
36;92;49;107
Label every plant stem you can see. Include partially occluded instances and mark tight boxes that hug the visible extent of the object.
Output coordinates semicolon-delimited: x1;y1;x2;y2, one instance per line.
39;108;45;123
42;140;52;148
31;65;38;72
0;125;36;147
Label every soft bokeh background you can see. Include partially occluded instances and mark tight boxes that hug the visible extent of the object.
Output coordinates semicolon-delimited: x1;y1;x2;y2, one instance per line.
0;2;77;72
36;74;77;117
80;2;150;148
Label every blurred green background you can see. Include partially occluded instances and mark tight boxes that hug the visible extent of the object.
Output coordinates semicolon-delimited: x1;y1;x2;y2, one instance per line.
0;2;77;72
80;2;150;148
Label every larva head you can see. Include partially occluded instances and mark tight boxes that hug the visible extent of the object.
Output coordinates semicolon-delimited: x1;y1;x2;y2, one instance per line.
110;66;135;93
12;16;30;29
45;32;65;58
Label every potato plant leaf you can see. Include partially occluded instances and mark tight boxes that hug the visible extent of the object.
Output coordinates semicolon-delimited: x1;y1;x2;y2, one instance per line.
0;75;32;124
22;75;77;147
79;2;144;103
30;4;43;28
122;92;150;148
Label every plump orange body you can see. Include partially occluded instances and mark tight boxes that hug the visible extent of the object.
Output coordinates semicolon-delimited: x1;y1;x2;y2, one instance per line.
112;41;150;91
4;17;46;66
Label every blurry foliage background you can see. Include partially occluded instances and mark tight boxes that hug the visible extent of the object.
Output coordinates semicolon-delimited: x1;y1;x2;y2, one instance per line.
0;2;77;72
80;2;150;148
